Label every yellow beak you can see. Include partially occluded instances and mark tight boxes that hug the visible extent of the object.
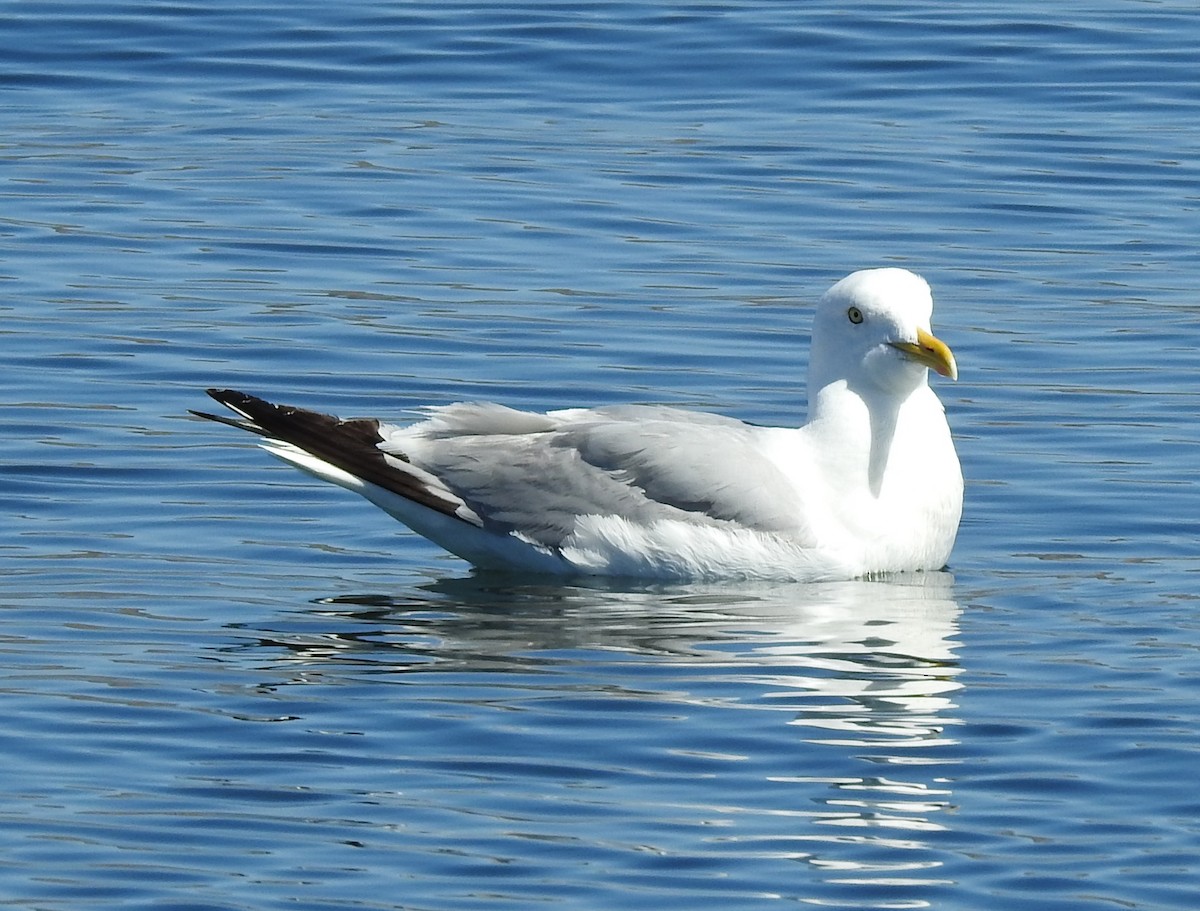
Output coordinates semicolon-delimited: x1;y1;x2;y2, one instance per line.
890;328;958;381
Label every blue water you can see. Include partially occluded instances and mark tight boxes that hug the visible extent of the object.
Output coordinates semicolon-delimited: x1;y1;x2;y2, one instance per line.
4;1;1199;908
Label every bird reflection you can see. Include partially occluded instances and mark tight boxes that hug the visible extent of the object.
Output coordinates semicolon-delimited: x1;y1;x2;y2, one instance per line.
223;571;963;901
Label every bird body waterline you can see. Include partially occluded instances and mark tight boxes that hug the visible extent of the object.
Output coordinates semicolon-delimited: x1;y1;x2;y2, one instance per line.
192;268;963;581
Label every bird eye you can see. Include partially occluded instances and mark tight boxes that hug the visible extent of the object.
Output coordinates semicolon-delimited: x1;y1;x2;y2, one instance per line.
847;306;864;324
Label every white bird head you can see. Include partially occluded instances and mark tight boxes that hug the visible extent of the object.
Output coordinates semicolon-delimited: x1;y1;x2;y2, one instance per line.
808;268;957;401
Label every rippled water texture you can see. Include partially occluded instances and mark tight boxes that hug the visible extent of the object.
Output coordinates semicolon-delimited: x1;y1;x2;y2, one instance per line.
3;2;1199;909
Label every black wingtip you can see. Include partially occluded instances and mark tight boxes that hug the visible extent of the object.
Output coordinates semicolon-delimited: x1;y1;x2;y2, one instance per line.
199;389;305;430
192;389;290;434
205;388;263;411
193;387;469;522
193;388;370;448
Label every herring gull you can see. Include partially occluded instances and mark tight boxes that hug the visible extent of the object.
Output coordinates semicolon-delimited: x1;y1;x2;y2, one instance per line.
192;268;961;581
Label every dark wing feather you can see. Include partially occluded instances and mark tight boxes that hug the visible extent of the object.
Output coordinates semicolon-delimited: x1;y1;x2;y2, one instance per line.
192;389;466;519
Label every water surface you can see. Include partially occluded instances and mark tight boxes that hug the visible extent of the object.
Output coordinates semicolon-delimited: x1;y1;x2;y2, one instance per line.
3;2;1199;909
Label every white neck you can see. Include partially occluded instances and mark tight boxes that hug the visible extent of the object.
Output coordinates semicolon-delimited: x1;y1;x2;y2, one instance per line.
807;377;936;499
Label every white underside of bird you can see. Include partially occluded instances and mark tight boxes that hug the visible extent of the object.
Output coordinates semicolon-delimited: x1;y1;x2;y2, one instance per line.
194;267;963;582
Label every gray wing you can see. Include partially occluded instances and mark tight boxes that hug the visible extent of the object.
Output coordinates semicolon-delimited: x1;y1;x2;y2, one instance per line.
396;404;808;548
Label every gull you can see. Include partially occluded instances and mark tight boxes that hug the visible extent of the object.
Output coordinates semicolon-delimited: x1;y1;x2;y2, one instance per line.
192;268;961;581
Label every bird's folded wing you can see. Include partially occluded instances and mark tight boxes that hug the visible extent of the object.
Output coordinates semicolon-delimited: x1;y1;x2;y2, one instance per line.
388;404;812;548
